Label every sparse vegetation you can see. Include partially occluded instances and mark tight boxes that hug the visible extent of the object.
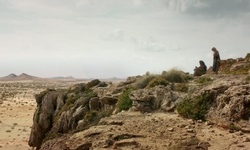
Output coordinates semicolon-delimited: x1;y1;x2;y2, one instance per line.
86;79;101;89
246;75;250;81
177;93;214;121
230;124;241;131
162;68;192;83
146;77;169;88
228;66;250;75
117;88;133;111
35;106;41;124
195;76;213;85
133;75;156;89
174;83;189;92
84;110;98;123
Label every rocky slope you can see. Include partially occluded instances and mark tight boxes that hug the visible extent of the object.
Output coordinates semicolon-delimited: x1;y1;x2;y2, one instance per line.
28;54;250;150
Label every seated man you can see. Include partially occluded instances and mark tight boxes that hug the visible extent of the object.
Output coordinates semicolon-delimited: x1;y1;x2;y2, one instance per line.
194;60;207;76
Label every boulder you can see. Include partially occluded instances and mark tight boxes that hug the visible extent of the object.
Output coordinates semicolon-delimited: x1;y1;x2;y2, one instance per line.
129;86;185;112
206;84;250;128
29;91;64;149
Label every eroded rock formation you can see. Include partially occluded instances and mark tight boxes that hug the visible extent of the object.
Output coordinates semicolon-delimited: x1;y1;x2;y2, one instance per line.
28;53;250;150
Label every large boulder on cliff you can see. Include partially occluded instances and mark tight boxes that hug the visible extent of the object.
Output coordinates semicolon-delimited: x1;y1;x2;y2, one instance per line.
29;79;120;149
193;75;250;130
29;90;65;149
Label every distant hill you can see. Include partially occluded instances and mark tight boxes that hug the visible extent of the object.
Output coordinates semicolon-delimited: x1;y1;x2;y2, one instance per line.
2;73;17;79
0;73;39;81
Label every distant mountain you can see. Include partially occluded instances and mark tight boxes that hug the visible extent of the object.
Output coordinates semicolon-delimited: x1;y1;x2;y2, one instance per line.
0;73;39;81
1;73;17;79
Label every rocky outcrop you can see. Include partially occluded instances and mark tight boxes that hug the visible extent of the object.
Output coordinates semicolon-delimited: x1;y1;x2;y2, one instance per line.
129;85;186;112
28;80;123;149
219;53;250;74
28;54;250;149
193;75;250;130
39;112;211;150
28;90;65;149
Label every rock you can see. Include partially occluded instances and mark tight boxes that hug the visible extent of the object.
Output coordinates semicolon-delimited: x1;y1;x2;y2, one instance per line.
205;121;214;126
89;97;101;110
100;96;118;105
167;127;174;131
113;139;139;149
75;142;92;150
29;91;62;149
86;79;101;89
241;128;250;133
197;120;203;123
243;137;250;142
187;129;194;133
205;83;250;129
129;86;184;112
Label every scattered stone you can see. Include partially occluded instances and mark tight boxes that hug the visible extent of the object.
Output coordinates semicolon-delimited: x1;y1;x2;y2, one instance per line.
237;144;244;147
188;119;195;124
243;137;250;142
197;120;203;123
113;139;138;149
187;129;194;133
167;128;174;132
205;121;214;126
229;129;237;133
241;128;250;133
235;131;244;136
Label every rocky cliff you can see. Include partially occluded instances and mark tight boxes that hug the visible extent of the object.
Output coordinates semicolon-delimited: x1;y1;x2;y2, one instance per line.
29;54;250;150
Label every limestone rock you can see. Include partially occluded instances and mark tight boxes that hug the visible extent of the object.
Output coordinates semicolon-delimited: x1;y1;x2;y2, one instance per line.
129;86;185;112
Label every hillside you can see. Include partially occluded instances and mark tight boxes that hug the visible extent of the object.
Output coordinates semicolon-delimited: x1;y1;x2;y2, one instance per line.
28;54;250;150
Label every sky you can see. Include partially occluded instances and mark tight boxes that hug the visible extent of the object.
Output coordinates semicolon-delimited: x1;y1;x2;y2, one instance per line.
0;0;250;78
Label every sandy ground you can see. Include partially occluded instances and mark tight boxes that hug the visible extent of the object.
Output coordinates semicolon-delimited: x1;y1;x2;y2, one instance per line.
0;80;83;150
0;95;36;150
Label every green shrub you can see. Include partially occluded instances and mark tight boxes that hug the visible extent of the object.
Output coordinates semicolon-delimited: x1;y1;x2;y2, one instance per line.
84;88;98;98
35;89;55;103
230;124;241;131
195;76;213;85
174;83;189;92
35;106;41;124
65;94;81;107
162;68;191;83
117;88;133;111
246;75;250;81
86;79;101;88
229;66;250;75
84;110;98;123
146;77;169;88
133;75;156;89
177;93;214;121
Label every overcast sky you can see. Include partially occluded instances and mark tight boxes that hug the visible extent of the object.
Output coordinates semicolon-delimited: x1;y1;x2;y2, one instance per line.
0;0;250;78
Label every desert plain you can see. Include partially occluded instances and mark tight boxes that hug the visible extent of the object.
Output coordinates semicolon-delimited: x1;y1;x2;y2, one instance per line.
0;79;84;150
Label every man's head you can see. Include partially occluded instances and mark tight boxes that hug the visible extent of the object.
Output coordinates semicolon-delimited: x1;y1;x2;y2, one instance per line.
211;47;216;51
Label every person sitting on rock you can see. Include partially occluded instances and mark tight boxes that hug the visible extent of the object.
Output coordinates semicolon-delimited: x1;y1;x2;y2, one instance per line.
194;60;207;76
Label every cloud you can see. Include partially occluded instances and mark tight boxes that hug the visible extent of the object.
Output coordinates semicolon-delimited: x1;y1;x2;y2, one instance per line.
101;29;124;41
163;0;250;19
